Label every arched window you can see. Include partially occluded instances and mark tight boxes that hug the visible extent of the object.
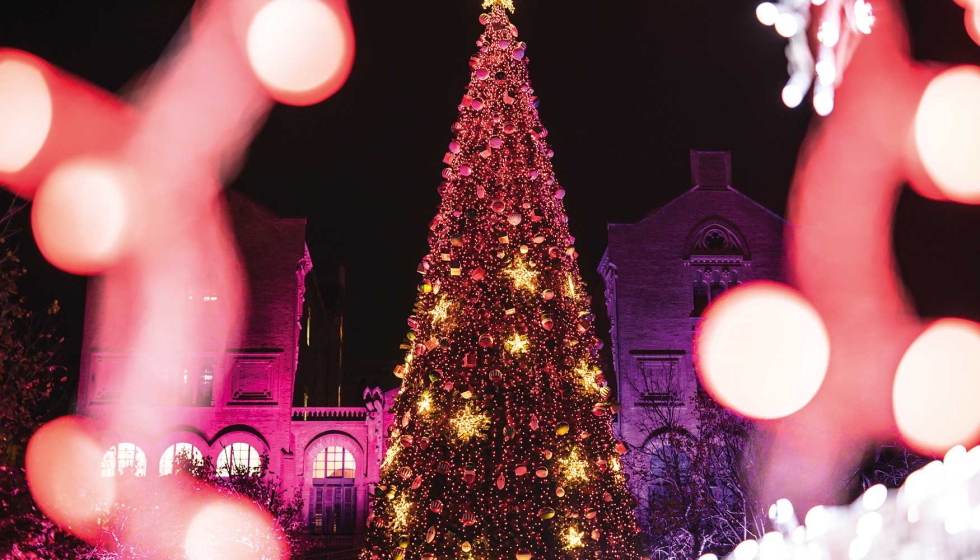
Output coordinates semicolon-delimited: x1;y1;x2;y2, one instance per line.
101;443;147;477
692;271;709;317
313;446;356;479
649;445;691;497
709;270;726;301
159;442;204;476
689;225;745;257
217;443;261;476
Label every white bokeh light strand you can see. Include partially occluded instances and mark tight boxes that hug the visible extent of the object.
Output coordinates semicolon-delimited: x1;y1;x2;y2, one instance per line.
707;445;980;560
756;0;876;115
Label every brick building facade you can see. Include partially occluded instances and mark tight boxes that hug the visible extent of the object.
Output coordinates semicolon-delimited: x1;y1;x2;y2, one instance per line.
599;151;785;528
74;193;391;549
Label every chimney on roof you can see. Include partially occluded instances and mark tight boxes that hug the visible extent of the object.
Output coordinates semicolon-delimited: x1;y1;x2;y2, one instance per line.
691;150;731;189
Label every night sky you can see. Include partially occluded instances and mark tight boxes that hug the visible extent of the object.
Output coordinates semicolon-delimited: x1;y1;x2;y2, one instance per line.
3;0;980;398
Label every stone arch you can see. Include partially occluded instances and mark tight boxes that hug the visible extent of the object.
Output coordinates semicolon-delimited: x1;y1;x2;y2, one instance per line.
640;425;694;450
211;426;269;464
155;427;210;476
303;431;365;486
682;217;750;260
212;424;269;446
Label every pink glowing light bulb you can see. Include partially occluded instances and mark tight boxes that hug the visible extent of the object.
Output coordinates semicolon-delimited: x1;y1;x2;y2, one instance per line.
914;66;980;204
696;281;831;420
25;416;116;543
185;500;285;560
893;318;980;454
246;0;355;106
0;57;52;175
966;8;980;46
32;158;136;275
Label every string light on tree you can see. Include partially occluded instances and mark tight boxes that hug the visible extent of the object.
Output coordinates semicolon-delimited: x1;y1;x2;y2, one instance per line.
390;494;412;532
429;295;452;326
362;3;641;560
381;440;402;471
417;391;434;415
756;0;876;115
565;273;578;299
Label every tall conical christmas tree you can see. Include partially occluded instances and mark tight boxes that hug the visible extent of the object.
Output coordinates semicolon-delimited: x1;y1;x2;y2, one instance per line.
363;3;642;560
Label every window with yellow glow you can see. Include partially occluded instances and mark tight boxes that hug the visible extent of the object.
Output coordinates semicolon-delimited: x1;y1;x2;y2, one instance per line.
101;443;147;477
217;442;261;476
313;446;356;479
159;442;204;476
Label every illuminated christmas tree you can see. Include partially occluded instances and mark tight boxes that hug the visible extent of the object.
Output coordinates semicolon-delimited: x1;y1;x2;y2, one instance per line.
363;3;642;560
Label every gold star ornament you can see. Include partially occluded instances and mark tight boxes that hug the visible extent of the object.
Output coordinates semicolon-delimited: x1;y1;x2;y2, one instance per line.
505;333;530;355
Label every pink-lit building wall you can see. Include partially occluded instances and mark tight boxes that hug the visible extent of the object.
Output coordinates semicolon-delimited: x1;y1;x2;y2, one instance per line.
74;193;391;547
599;150;785;513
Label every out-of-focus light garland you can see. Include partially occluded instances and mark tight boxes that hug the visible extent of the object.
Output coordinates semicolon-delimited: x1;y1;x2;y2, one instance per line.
756;0;876;115
708;445;980;560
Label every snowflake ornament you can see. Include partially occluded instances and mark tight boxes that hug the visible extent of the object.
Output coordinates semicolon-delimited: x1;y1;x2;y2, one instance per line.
757;0;876;115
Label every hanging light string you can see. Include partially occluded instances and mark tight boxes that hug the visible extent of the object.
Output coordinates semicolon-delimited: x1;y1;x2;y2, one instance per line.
756;0;876;116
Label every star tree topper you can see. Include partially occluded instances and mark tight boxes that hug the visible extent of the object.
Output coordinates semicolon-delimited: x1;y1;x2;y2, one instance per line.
483;0;515;13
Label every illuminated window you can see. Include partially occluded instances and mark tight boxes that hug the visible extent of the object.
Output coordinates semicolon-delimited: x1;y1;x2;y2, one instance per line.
306;309;311;347
197;362;214;406
101;443;147;477
217;443;261;476
179;366;194;405
313;446;355;479
159;442;204;476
